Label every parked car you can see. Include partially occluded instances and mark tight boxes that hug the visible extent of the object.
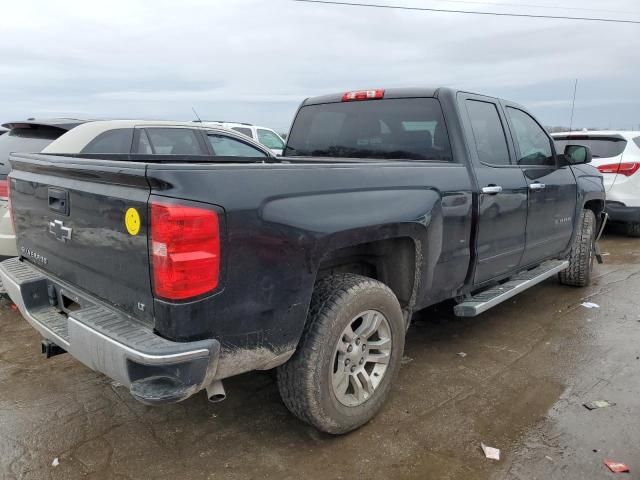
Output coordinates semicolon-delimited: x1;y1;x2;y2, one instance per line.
195;121;286;155
552;131;640;236
0;119;86;259
0;128;7;136
1;88;605;434
42;120;276;158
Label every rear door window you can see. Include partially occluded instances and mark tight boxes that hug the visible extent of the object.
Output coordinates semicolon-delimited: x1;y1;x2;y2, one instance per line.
465;100;511;166
81;128;134;154
506;107;555;167
145;128;206;155
207;134;267;158
285;98;453;161
554;136;628;158
257;129;285;150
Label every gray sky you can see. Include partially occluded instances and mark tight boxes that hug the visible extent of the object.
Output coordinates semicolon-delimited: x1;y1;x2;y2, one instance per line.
1;0;639;132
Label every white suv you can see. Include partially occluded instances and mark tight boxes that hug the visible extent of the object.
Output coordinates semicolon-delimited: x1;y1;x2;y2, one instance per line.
553;131;640;236
196;121;285;156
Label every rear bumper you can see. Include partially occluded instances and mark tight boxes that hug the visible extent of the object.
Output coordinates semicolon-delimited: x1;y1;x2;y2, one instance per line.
0;257;220;405
606;203;640;224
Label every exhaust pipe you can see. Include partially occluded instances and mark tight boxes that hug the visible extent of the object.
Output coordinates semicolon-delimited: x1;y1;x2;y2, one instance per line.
206;380;226;403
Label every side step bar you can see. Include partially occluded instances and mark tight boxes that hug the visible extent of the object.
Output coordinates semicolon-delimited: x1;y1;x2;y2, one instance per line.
454;260;569;317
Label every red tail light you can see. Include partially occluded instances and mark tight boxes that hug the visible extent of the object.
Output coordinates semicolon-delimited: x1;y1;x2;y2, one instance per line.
0;179;8;200
341;89;384;102
150;201;220;301
616;162;640;176
597;162;640;177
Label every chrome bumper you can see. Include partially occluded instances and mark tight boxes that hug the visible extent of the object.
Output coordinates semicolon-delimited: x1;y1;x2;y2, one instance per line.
0;257;220;404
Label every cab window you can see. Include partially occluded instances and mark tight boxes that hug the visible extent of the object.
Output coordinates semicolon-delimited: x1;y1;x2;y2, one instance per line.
465;100;511;166
285;98;453;161
506;108;555;167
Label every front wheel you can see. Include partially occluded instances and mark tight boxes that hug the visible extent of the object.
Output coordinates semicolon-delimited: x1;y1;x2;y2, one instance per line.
559;209;596;287
277;274;405;434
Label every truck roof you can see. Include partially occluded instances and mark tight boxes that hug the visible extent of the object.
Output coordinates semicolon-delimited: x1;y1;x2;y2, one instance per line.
302;87;444;106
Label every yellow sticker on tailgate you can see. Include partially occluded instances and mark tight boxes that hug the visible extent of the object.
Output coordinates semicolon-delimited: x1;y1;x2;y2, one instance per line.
125;208;141;236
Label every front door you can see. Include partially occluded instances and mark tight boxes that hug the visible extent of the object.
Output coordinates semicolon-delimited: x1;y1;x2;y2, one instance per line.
503;105;578;265
460;95;529;284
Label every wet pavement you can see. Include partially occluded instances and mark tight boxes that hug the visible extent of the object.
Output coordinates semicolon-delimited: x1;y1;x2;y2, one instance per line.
1;231;639;479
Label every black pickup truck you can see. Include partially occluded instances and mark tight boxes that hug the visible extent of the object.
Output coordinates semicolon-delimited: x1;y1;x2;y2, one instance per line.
1;87;605;434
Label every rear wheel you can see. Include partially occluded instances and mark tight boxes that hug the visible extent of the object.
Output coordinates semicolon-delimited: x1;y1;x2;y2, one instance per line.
277;274;405;434
559;209;596;287
626;222;640;238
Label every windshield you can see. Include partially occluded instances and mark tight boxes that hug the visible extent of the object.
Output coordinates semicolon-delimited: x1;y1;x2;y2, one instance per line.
0;126;66;175
284;98;453;161
553;136;627;159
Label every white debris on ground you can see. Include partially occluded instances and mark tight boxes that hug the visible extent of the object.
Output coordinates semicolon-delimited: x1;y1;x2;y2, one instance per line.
401;356;413;365
583;400;615;410
52;458;59;467
580;302;600;309
481;443;500;460
457;352;467;358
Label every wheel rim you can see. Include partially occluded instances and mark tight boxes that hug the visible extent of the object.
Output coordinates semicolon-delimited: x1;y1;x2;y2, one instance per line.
331;310;392;407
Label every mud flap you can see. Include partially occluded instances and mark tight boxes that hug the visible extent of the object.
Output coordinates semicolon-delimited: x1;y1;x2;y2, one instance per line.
593;212;608;265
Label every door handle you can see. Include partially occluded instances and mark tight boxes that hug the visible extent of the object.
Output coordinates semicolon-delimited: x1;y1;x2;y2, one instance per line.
529;183;546;190
48;187;70;215
481;185;503;194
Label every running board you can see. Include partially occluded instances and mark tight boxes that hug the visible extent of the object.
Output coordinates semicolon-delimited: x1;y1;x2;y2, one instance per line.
454;260;569;317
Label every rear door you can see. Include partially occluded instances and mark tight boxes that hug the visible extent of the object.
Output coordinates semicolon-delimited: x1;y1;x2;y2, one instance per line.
459;94;529;284
503;105;577;265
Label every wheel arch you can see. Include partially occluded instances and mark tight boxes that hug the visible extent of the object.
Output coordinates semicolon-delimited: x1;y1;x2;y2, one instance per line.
315;236;421;313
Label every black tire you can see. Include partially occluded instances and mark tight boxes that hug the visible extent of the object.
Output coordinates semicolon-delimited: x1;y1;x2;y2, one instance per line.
559;209;596;287
626;222;640;238
277;274;405;434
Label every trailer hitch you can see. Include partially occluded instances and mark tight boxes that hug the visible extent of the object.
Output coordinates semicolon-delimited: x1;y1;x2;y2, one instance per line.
41;340;67;359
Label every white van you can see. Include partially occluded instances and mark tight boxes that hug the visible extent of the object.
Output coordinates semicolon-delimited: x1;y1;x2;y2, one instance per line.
197;121;285;156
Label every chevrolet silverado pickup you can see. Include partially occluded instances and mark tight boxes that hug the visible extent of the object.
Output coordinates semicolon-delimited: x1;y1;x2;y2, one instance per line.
0;87;606;434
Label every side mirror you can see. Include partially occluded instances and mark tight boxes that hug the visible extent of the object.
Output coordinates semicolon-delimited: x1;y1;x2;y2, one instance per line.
563;144;592;165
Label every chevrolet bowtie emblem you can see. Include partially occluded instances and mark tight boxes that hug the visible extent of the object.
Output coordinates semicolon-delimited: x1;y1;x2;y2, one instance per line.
49;219;72;242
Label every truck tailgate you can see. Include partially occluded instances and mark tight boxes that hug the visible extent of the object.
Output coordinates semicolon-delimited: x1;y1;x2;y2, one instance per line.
9;153;153;323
